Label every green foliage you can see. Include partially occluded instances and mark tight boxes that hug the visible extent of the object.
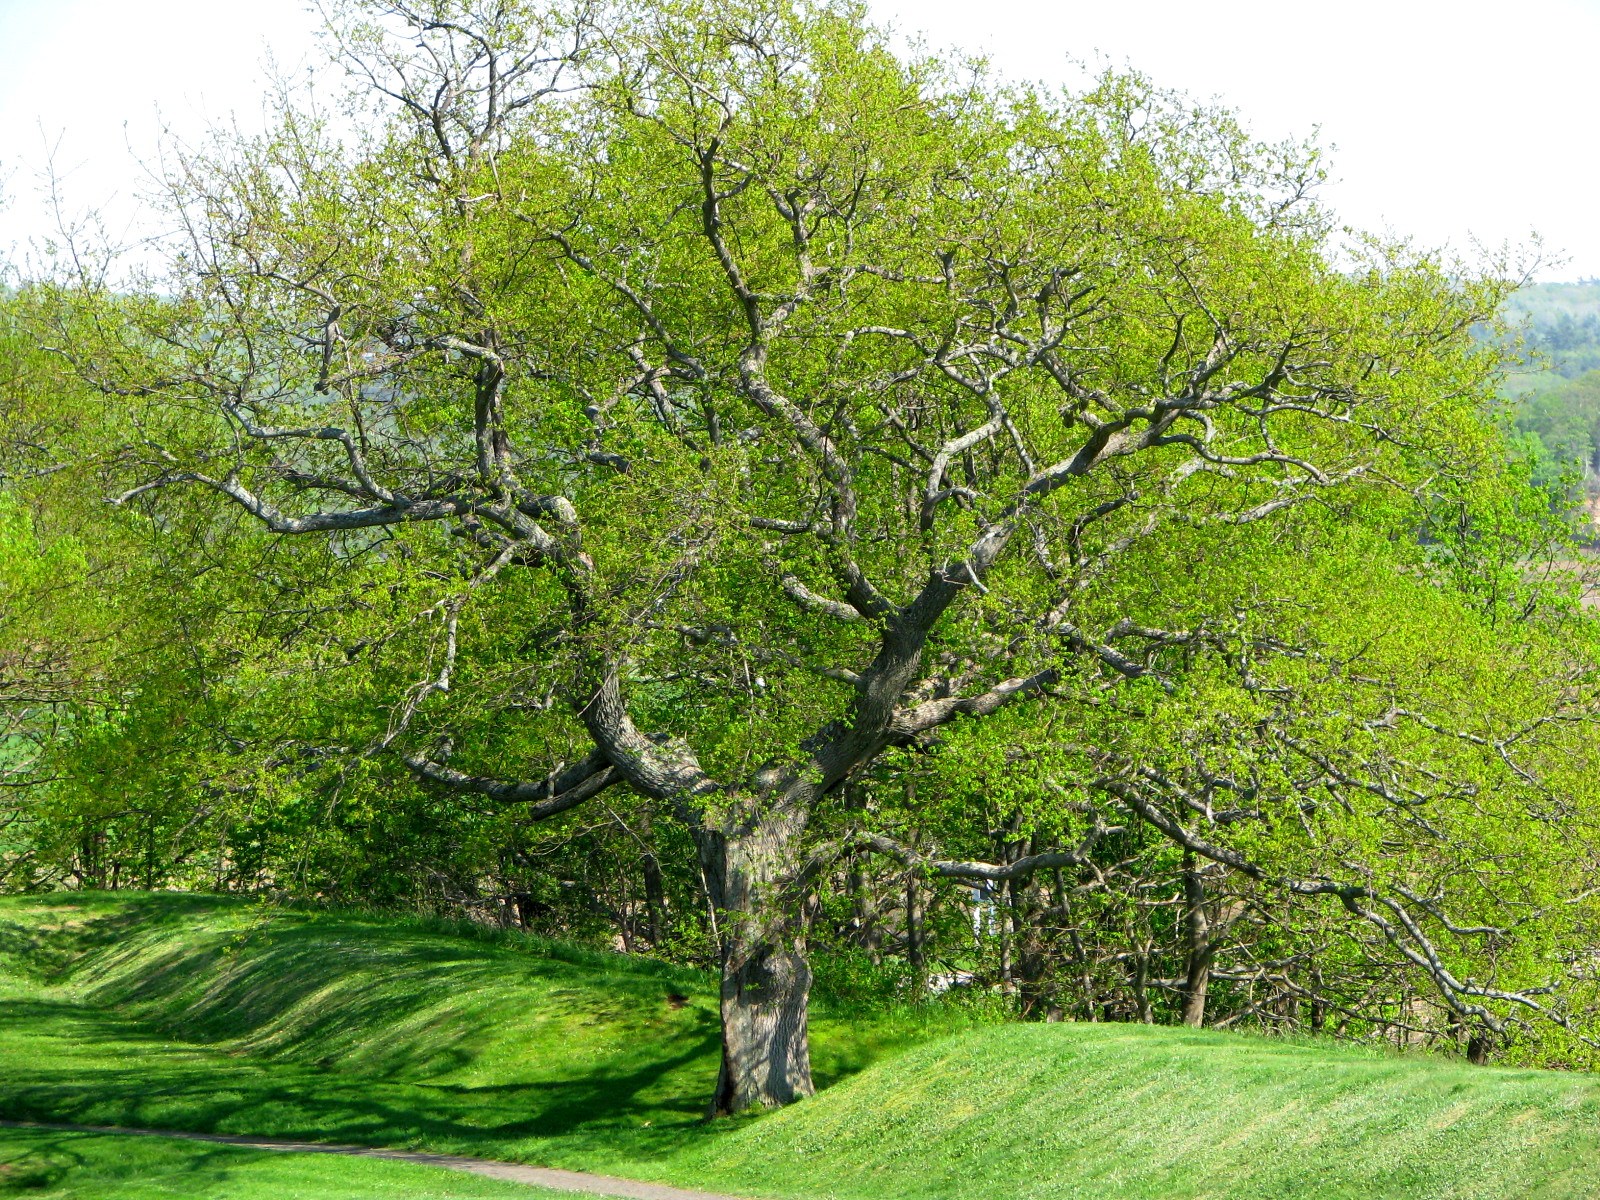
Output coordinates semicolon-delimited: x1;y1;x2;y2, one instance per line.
1512;369;1600;494
1502;281;1600;387
1494;282;1600;503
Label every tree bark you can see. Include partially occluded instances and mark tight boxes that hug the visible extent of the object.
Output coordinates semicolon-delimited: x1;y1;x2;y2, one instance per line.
699;804;816;1116
1181;853;1213;1028
905;873;925;980
1132;937;1153;1024
638;812;667;947
1010;873;1053;1018
847;850;881;962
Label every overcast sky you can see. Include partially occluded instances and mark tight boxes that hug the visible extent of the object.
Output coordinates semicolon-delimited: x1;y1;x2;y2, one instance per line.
2;0;1597;278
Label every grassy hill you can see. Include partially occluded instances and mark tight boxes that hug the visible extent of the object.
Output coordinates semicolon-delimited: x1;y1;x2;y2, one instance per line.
2;892;1599;1200
688;1025;1600;1200
0;892;965;1173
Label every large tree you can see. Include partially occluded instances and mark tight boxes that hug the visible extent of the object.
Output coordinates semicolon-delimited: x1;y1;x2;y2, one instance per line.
27;0;1600;1110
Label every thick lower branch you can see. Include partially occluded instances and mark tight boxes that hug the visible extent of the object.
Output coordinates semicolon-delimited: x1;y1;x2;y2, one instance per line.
404;747;621;819
892;667;1061;736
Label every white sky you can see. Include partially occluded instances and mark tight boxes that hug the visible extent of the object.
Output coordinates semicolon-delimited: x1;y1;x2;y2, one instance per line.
1;0;1597;278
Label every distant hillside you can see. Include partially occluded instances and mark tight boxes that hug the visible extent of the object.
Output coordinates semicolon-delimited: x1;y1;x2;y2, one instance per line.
1502;280;1600;395
1497;284;1600;507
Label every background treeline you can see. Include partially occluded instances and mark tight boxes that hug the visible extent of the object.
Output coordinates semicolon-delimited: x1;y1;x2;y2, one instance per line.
1501;281;1600;510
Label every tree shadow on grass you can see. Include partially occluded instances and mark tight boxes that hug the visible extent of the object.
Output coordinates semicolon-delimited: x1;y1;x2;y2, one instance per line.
2;894;736;1164
2;895;711;1083
0;1125;529;1197
0;893;920;1170
102;932;718;1086
0;893;243;977
0;988;727;1164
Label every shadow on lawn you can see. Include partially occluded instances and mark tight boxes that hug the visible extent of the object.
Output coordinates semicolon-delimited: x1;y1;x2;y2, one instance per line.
0;893;247;1001
7;894;718;1083
0;893;924;1168
100;929;719;1084
0;1125;394;1193
1;1043;730;1161
0;986;726;1163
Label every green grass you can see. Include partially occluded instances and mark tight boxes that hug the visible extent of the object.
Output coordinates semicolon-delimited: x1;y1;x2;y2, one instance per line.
0;1126;565;1198
3;891;1600;1200
687;1024;1600;1200
0;891;969;1175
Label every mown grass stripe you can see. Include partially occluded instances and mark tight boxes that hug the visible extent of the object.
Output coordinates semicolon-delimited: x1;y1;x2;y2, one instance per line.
0;1120;754;1200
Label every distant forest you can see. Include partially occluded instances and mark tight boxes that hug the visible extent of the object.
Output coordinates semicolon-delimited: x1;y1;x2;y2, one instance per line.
1500;282;1600;501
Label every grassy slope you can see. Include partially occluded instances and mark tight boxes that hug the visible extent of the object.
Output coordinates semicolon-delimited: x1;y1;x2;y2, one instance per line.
689;1025;1600;1200
2;893;1599;1200
0;1127;562;1199
0;892;958;1173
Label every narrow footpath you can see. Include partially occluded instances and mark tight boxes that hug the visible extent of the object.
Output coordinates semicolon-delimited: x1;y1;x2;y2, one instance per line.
0;1120;754;1200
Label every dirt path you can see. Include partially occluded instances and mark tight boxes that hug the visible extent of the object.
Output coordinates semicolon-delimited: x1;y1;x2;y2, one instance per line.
0;1120;756;1200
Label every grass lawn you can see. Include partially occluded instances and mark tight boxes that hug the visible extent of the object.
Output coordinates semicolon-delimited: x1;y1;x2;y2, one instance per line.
0;891;964;1174
689;1023;1600;1200
0;1126;565;1199
2;891;1599;1199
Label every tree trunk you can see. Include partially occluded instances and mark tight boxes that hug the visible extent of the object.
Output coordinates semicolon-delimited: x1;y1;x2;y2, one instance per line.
905;872;925;980
1181;853;1212;1028
1009;863;1053;1019
1309;967;1327;1032
847;850;881;962
901;781;923;987
1132;937;1153;1024
699;805;815;1116
638;813;667;947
